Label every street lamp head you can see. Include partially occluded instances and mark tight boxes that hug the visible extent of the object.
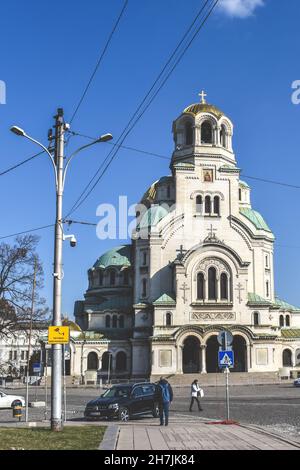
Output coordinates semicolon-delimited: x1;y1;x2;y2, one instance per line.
97;133;113;142
10;126;26;137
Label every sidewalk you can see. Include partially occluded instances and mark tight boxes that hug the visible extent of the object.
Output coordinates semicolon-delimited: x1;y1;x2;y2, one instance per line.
101;415;300;451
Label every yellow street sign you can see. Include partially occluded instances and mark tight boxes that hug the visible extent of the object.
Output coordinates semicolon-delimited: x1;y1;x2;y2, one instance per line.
48;326;70;344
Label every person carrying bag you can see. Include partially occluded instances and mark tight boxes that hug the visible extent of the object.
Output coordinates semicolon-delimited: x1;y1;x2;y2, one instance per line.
189;379;203;412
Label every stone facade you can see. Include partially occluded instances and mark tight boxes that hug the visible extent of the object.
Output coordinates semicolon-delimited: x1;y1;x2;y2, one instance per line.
73;97;300;379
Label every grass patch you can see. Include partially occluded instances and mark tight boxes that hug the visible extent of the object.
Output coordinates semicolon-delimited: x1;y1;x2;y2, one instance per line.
0;426;106;450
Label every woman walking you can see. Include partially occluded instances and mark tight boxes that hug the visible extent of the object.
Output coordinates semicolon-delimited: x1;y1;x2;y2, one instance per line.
189;379;203;412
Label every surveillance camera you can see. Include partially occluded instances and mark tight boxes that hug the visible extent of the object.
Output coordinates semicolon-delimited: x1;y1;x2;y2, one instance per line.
63;234;77;247
70;235;77;247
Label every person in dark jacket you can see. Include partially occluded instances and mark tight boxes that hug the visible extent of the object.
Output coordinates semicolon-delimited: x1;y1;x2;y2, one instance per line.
155;377;173;426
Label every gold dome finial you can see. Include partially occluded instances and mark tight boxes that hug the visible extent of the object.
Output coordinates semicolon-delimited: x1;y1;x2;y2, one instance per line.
198;90;207;104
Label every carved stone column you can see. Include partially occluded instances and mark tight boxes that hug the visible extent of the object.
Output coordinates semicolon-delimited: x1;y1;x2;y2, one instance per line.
177;345;183;374
201;345;207;374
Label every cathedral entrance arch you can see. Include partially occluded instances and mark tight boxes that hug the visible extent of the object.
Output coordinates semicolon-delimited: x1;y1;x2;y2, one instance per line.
206;336;219;373
232;335;247;372
182;336;201;373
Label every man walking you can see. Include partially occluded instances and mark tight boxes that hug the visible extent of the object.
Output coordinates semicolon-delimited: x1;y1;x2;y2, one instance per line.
155;377;173;426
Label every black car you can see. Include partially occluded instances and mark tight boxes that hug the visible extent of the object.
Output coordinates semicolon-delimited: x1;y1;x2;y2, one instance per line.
84;382;159;422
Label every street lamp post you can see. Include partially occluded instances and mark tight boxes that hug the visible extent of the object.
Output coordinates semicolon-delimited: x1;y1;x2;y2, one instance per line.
11;110;112;431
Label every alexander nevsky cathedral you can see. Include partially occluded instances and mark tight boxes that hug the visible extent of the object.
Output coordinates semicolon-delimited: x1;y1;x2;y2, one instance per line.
71;92;300;381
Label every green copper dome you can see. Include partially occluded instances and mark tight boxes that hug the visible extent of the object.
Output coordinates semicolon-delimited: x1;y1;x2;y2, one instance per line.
239;207;272;233
137;205;169;230
93;245;131;269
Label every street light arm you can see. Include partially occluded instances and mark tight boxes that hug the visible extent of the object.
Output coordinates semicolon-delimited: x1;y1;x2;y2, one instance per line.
62;139;103;190
24;134;58;189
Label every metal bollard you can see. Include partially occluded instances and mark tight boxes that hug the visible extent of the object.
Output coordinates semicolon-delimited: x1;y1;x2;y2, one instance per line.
12;400;23;422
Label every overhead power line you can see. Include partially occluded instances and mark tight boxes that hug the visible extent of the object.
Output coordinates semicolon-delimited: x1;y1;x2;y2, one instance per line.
0;224;54;241
66;0;220;216
70;0;129;124
0;151;44;177
71;131;300;190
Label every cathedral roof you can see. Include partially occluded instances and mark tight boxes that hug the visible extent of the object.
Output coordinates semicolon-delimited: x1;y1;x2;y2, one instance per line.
239;180;250;189
183;103;224;119
93;245;131;269
141;176;173;204
95;296;132;312
153;293;176;305
137;205;169;230
281;329;300;338
239;207;272;233
248;293;300;312
273;297;300;312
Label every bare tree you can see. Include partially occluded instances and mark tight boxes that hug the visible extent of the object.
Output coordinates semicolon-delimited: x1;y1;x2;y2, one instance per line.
0;235;49;338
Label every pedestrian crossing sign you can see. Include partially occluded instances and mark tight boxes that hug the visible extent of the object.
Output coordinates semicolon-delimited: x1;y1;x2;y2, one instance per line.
218;350;234;368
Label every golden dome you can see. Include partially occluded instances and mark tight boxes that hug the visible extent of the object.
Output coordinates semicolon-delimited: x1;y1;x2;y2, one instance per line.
183;103;224;119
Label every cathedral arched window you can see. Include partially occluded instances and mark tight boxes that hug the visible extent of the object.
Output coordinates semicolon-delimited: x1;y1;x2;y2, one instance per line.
167;185;171;199
220;124;226;147
283;349;292;367
213;196;220;215
239;189;242;201
196;195;203;214
123;269;129;286
142;279;147;298
205;196;211;214
197;272;205;300
99;270;104;286
109;270;116;286
116;351;127;371
105;315;111;328
279;315;284;327
185;122;193;145
208;267;217;300
201;121;213;144
166;312;172;326
112;315;118;328
253;312;259;326
220;273;228;300
119;316;125;328
286;315;290;327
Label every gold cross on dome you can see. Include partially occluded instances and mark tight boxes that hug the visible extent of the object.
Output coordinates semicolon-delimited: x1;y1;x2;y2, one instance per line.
198;90;207;104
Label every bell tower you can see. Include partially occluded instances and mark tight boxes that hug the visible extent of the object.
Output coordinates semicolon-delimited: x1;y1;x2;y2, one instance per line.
171;91;235;170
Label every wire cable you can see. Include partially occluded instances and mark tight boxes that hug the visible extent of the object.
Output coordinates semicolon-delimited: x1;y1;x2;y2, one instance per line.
66;0;219;216
70;131;300;190
0;151;44;177
69;0;129;124
0;224;54;241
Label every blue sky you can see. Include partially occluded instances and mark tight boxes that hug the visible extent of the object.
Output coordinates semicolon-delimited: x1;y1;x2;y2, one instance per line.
1;0;300;316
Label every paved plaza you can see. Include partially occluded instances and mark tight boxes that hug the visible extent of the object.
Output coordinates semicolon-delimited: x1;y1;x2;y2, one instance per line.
111;417;300;450
1;383;300;449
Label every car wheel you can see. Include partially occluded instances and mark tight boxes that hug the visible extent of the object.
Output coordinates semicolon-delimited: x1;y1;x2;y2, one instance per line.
119;407;130;422
152;402;160;418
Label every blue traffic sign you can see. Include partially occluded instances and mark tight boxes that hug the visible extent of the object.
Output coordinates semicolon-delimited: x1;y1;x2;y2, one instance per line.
218;350;234;368
33;363;41;374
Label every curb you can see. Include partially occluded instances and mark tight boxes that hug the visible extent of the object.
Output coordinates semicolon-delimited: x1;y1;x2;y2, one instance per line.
99;425;119;450
238;422;300;449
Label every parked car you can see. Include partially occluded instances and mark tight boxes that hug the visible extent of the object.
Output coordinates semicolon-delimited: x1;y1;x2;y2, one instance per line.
293;378;300;387
84;383;159;422
0;390;25;408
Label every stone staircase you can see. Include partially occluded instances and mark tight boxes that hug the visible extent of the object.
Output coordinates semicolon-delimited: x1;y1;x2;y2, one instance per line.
151;372;281;386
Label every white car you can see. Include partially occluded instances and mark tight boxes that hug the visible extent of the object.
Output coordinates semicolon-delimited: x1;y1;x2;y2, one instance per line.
0;390;25;408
